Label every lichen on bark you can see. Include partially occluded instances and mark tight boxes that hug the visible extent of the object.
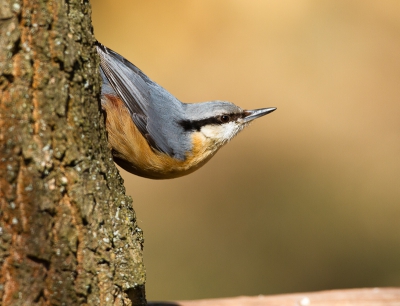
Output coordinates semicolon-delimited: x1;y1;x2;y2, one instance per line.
0;0;146;305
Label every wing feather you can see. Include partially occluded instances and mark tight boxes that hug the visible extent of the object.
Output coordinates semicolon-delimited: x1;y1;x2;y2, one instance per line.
96;42;173;154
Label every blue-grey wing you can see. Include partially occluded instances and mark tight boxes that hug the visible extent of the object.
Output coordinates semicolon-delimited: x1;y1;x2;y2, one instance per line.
96;42;182;156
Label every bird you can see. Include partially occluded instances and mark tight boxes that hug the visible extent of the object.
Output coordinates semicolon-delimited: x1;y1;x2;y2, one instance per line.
96;42;276;179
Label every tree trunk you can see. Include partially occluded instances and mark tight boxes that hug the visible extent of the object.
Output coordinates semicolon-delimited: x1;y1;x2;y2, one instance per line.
0;0;146;305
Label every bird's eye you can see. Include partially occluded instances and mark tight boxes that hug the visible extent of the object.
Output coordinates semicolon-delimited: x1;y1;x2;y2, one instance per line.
219;115;230;123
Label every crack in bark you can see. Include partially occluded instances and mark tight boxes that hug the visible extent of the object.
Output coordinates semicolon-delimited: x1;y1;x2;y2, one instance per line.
27;255;50;270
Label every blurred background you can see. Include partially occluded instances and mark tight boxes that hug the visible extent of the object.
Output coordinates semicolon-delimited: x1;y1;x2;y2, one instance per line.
91;0;400;301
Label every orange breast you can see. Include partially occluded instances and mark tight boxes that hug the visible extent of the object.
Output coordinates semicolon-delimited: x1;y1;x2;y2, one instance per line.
102;95;218;179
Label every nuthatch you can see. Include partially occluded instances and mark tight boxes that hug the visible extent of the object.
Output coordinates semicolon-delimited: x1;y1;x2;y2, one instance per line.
96;42;276;179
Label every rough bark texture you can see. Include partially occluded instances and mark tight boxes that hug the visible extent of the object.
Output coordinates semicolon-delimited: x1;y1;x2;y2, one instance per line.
0;0;146;305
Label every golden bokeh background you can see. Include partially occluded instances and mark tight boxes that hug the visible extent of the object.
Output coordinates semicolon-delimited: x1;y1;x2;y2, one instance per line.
91;0;400;301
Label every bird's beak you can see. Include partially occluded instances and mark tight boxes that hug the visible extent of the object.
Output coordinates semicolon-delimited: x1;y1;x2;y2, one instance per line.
242;107;276;123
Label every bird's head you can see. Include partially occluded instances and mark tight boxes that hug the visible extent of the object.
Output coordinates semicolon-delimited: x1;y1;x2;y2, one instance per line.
180;101;276;151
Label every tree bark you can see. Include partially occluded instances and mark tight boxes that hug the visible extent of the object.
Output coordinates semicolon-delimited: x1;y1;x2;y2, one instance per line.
0;0;146;305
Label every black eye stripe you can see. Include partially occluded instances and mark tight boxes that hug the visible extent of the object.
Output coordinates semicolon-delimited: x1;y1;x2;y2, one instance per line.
179;113;243;131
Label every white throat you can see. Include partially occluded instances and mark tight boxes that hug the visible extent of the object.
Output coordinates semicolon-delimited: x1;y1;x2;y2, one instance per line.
200;122;245;146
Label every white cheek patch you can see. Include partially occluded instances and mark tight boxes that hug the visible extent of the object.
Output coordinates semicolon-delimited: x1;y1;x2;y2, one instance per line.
200;122;244;145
